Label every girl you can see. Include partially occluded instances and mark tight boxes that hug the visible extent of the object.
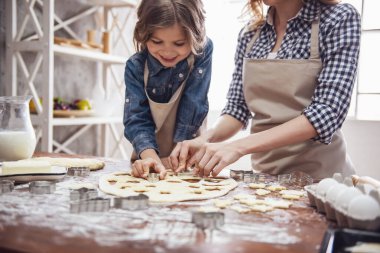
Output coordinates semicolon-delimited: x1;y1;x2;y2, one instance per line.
171;0;361;181
123;0;213;179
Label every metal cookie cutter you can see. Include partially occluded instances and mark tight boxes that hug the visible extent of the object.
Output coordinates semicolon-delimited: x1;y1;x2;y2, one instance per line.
70;197;110;213
0;180;14;194
230;169;244;181
29;181;56;194
147;173;159;183
67;167;90;177
191;211;225;230
113;194;149;211
243;171;254;183
70;187;98;201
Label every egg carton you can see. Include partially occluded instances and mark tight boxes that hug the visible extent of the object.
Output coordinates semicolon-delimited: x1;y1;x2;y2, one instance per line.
304;173;380;232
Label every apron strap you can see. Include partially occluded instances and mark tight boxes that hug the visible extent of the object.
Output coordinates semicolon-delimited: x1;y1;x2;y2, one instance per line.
309;17;320;59
244;12;321;59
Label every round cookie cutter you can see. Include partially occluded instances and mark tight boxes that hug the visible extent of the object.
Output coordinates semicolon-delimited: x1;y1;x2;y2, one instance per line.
0;180;14;194
29;181;56;194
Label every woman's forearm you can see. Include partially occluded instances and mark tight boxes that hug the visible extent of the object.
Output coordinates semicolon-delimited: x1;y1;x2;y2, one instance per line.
204;114;244;143
233;115;318;155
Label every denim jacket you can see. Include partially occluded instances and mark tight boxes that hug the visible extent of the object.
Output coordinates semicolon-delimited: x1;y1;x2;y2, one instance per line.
123;38;213;157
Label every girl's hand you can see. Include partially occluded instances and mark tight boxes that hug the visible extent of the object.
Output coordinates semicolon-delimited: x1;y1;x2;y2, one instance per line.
169;137;206;173
132;158;166;180
188;142;243;177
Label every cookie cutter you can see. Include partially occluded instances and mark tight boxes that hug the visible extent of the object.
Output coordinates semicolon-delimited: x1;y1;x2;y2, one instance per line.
243;171;254;183
67;167;90;177
147;173;159;183
29;181;56;194
230;169;244;181
113;194;149;211
70;187;98;201
278;173;292;185
70;197;110;213
290;171;313;187
0;180;14;194
191;211;225;230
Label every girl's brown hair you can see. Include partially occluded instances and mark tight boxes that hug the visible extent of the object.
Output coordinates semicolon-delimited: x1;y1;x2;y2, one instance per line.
244;0;341;29
134;0;206;54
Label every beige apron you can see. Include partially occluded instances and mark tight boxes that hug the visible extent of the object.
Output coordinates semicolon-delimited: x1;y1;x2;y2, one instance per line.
131;55;196;168
242;18;355;180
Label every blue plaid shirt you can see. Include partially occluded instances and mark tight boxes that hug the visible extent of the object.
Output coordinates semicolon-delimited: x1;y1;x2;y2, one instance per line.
222;0;361;144
124;38;213;157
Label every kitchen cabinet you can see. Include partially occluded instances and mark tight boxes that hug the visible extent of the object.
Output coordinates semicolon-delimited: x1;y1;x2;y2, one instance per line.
5;0;138;158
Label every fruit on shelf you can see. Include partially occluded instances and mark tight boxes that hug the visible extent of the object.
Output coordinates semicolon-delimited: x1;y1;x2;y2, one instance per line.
29;97;43;113
53;97;92;111
74;99;92;110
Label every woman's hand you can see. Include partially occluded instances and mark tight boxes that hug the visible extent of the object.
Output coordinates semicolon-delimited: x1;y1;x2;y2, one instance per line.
189;142;244;177
169;136;206;173
132;158;166;180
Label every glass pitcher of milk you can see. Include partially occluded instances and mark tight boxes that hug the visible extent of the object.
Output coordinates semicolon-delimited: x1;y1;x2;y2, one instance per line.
0;96;37;161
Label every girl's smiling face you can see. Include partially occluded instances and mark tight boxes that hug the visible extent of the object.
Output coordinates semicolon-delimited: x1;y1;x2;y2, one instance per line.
146;24;191;68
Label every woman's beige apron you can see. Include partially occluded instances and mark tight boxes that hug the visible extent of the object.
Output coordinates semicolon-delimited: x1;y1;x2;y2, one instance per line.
131;56;197;168
242;18;355;180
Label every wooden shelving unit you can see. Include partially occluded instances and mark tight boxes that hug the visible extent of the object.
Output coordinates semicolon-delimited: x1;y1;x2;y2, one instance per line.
5;0;138;158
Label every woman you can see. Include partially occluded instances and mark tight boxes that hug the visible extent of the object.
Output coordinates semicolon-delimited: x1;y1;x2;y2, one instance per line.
170;0;361;180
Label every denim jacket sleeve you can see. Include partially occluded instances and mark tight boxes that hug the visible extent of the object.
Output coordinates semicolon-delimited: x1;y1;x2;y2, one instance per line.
174;38;213;142
123;53;159;157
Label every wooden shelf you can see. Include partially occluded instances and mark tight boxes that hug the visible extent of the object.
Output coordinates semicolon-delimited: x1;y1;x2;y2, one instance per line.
53;45;126;64
52;116;122;126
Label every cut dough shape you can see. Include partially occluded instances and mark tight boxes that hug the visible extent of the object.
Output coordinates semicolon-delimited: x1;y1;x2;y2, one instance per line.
281;194;301;200
279;190;305;196
250;204;274;212
213;199;233;209
197;206;220;212
255;189;271;196
230;205;251;213
249;183;266;189
233;194;251;200
267;185;287;191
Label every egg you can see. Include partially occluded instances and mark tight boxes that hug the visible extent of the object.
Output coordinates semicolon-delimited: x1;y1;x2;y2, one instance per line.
347;195;380;220
334;186;363;213
325;183;348;205
316;178;338;200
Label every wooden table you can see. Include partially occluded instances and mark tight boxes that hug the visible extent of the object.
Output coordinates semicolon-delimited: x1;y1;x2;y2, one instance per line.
0;153;331;253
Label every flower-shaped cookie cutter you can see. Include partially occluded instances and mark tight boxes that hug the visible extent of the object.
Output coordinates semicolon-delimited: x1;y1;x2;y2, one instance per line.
70;187;98;201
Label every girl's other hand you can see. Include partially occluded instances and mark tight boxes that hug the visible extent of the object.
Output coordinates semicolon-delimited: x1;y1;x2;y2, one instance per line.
132;158;167;180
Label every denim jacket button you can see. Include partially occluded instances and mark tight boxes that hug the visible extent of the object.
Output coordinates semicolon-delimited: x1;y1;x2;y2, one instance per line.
152;88;156;94
179;73;184;78
192;133;197;137
125;98;130;103
198;69;203;74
